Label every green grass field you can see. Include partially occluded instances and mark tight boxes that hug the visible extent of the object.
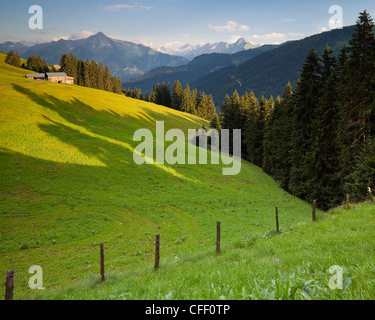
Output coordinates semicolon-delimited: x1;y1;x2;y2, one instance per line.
0;53;374;300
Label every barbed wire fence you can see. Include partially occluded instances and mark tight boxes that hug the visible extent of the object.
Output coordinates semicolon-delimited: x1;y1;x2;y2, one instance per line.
3;186;374;300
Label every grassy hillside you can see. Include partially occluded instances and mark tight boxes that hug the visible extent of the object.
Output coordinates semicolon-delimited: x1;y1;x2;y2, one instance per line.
0;53;34;87
1;54;373;300
31;202;375;300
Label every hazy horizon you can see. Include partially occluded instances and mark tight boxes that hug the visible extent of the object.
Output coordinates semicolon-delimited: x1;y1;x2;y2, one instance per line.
1;1;374;50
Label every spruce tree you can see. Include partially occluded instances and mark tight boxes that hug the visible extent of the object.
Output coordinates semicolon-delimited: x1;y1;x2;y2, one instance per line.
97;62;104;90
83;59;91;87
5;50;20;67
243;92;260;164
210;113;221;130
288;48;322;198
171;80;183;110
181;83;193;113
60;54;69;73
90;60;98;89
336;11;375;199
304;46;341;205
103;65;112;92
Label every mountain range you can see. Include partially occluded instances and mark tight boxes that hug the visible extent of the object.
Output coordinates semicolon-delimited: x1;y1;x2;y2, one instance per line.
159;38;256;60
124;44;277;94
0;32;188;81
191;26;355;106
0;42;29;56
128;26;356;107
0;27;357;108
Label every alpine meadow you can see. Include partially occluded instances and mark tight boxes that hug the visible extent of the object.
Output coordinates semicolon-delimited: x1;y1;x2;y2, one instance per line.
1;1;375;305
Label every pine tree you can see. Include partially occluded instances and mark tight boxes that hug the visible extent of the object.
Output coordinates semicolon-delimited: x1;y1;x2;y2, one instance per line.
103;65;112;92
97;62;104;90
171;80;183;110
60;54;69;73
210;113;221;130
83;59;91;87
263;84;295;190
349;137;375;198
144;92;149;102
5;50;20;67
68;54;78;80
197;93;216;121
181;83;193;113
150;83;162;105
90;60;98;89
160;82;171;108
303;46;341;205
288;48;322;198
336;11;375;199
76;59;85;86
240;92;259;163
190;88;198;115
220;94;233;130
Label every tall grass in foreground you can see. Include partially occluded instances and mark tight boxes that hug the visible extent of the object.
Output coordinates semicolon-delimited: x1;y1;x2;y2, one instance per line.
27;202;375;300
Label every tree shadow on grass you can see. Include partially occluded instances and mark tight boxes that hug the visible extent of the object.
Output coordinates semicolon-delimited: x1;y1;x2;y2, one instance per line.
12;84;194;181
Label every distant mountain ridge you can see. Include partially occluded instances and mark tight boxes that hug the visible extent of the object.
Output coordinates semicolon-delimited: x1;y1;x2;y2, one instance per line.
159;37;256;60
191;26;356;107
125;44;278;94
0;42;29;56
0;32;188;81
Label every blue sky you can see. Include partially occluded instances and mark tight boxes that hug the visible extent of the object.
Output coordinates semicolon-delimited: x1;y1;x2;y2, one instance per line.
0;0;375;49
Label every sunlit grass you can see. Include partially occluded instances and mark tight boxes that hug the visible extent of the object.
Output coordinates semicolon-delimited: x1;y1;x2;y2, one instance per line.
28;202;375;300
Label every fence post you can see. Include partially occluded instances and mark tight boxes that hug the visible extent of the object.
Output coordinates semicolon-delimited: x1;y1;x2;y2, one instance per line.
154;234;160;270
5;270;14;300
216;221;221;254
100;243;105;282
312;200;317;222
347;194;350;210
368;187;373;202
276;207;280;233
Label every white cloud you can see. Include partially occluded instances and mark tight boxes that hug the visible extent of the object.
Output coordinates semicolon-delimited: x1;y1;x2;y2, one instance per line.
250;32;287;40
288;32;305;37
136;38;157;48
247;32;305;45
52;36;69;42
318;27;329;32
155;41;192;53
209;20;250;32
52;30;94;42
69;30;94;40
104;4;153;12
228;35;242;44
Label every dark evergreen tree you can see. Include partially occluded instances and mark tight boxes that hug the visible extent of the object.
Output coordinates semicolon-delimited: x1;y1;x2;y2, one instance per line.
303;46;341;206
263;84;294;187
336;10;375;199
288;48;322;198
97;62;104;90
171;80;183;110
5;50;21;67
144;92;149;102
83;59;91;87
181;83;193;113
210;113;221;130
